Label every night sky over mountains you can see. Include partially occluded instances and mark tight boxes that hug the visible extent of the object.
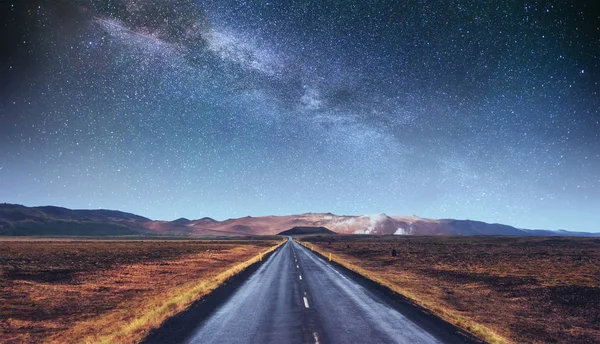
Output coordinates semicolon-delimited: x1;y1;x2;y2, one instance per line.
1;0;599;231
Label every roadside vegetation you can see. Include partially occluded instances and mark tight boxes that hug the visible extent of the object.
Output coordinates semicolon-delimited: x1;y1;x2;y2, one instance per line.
298;235;600;344
0;237;283;343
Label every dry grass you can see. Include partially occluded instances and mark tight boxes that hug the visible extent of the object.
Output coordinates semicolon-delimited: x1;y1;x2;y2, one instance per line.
0;238;283;343
299;236;600;344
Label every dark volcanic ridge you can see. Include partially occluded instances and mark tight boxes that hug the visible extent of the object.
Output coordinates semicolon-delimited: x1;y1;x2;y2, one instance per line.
278;226;336;236
0;203;598;237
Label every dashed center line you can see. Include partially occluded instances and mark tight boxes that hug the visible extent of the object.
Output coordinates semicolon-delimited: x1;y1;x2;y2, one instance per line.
303;297;310;308
299;275;302;280
296;265;299;268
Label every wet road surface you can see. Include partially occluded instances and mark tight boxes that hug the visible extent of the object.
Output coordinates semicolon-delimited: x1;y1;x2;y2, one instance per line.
182;238;475;344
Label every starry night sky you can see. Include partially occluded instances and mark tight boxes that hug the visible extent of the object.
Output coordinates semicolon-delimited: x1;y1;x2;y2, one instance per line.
1;0;599;231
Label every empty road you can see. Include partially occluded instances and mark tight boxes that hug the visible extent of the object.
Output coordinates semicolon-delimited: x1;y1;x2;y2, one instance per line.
176;238;475;344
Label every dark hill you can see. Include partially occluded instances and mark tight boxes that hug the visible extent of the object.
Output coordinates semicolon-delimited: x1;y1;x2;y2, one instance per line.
0;203;149;236
278;226;336;236
172;218;191;225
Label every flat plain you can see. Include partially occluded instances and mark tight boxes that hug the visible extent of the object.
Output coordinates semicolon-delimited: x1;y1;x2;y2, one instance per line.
300;235;600;344
0;237;280;343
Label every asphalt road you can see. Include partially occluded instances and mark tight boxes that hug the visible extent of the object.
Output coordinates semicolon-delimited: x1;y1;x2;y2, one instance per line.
183;238;475;344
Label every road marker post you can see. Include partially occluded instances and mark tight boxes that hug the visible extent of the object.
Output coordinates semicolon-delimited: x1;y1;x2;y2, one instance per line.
328;253;332;261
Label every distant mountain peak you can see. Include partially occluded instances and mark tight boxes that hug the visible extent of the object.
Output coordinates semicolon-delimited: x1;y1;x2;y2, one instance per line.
172;218;191;225
278;226;336;236
1;203;598;237
197;217;217;222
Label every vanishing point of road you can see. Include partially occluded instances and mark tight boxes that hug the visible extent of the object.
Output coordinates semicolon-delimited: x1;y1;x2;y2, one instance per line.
154;238;477;344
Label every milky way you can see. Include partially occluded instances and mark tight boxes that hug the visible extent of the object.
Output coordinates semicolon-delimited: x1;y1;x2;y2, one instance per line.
1;0;599;231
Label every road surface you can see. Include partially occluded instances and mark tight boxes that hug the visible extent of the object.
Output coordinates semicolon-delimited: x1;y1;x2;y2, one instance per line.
182;238;474;344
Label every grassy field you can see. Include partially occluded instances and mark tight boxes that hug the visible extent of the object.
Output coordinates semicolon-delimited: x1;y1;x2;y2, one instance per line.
0;237;282;343
299;235;600;344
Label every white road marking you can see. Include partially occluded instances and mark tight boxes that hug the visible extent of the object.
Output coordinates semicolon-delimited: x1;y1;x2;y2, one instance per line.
297;265;299;268
299;275;302;280
313;332;320;344
303;297;310;308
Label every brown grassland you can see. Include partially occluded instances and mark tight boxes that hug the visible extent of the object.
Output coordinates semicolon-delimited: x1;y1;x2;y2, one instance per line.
0;237;282;343
299;235;600;344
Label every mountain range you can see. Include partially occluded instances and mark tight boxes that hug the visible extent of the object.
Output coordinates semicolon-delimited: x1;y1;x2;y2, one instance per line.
0;203;598;237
